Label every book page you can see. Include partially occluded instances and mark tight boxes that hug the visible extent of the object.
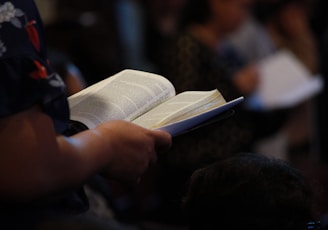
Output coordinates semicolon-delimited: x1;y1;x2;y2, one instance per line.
68;69;175;128
248;50;323;110
157;97;244;136
132;90;226;129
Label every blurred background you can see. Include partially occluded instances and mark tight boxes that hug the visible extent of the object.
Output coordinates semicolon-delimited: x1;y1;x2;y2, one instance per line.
35;0;328;229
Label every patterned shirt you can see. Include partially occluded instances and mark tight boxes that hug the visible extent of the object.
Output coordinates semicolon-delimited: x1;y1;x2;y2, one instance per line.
0;0;69;133
0;1;88;226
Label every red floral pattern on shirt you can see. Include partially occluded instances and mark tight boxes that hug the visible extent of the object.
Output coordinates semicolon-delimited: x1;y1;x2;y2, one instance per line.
29;60;48;79
25;20;40;52
0;1;48;81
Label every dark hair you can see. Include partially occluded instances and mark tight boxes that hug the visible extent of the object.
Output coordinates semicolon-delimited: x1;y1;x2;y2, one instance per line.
180;0;211;28
183;153;313;230
253;0;307;24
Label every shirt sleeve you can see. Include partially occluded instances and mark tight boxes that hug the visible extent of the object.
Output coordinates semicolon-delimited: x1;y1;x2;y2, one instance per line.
0;0;69;133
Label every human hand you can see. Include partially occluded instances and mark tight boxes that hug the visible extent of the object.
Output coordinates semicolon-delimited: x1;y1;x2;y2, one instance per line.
233;64;259;95
96;120;172;183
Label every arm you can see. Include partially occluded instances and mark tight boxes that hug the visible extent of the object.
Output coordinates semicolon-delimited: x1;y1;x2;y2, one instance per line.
232;64;259;95
0;106;171;202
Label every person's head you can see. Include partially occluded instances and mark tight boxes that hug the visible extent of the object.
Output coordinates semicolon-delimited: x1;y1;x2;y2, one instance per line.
253;0;311;39
183;153;314;230
182;0;252;33
253;0;308;25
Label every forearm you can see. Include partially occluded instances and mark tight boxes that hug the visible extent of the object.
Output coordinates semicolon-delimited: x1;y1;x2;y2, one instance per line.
0;106;171;202
47;131;110;194
0;107;110;202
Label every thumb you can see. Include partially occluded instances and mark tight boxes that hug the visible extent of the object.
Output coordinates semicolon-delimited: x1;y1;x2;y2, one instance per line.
151;130;172;153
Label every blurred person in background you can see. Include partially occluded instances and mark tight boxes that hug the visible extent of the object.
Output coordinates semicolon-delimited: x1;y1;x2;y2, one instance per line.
229;0;318;71
160;0;258;97
228;0;320;161
140;0;188;72
252;0;318;73
157;0;258;168
149;0;260;225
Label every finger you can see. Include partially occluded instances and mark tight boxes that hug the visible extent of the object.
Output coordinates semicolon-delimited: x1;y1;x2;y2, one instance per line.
151;130;172;152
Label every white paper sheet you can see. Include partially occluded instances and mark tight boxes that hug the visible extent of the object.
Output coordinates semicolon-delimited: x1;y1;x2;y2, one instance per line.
247;50;324;110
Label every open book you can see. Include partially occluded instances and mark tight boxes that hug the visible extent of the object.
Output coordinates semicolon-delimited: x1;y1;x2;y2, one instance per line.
68;69;244;136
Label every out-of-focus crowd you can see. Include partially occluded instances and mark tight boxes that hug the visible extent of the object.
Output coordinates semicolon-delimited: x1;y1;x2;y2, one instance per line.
35;0;328;228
